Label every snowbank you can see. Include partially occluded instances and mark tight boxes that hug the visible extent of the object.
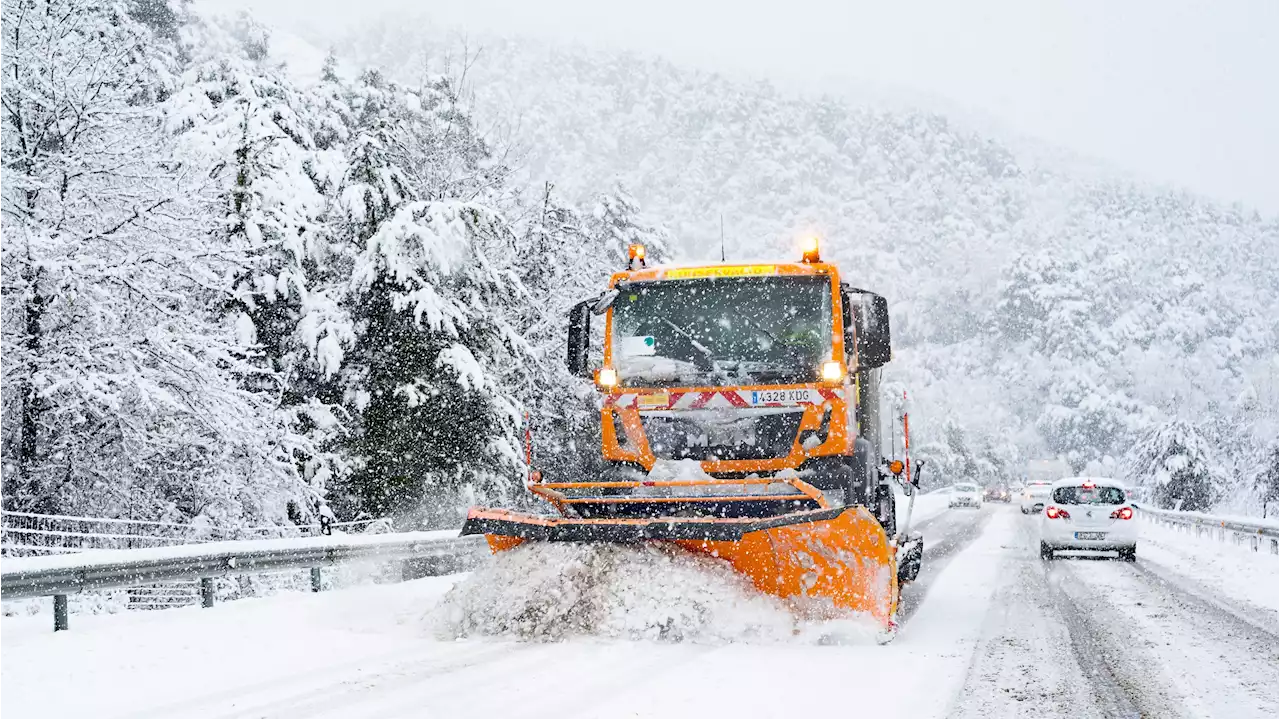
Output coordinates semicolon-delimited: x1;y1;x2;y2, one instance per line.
896;487;952;529
1139;518;1279;617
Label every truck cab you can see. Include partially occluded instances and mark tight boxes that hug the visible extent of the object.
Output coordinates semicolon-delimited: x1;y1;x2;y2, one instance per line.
567;239;895;520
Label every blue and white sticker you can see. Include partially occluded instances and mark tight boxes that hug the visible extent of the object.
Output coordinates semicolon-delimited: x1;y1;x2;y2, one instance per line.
750;389;814;405
619;335;656;357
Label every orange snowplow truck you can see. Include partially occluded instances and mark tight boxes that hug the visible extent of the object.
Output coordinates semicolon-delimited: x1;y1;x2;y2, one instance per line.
462;238;924;635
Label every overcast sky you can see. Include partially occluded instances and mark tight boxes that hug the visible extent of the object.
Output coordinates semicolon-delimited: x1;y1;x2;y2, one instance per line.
230;0;1278;214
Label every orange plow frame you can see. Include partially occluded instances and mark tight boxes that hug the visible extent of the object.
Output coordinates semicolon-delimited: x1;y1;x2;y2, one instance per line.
461;476;900;629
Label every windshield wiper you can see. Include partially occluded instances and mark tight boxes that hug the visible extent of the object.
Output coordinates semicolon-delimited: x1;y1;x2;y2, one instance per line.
661;319;717;371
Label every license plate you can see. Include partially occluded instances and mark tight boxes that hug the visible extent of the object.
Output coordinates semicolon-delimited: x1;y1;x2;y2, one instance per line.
1074;532;1106;540
750;389;811;405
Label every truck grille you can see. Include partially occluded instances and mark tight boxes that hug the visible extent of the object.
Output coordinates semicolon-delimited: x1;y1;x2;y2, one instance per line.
640;412;802;461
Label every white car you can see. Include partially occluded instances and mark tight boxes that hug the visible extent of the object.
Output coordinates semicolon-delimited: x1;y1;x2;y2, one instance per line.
949;482;983;508
1039;477;1137;561
1020;481;1053;514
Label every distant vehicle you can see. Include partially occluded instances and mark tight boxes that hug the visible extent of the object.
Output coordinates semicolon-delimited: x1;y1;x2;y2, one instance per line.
950;482;983;509
1026;458;1072;485
983;485;1011;502
1039;477;1137;561
1020;481;1053;514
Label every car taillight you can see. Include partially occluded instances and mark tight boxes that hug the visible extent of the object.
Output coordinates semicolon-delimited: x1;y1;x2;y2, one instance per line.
1111;506;1134;520
1045;506;1070;519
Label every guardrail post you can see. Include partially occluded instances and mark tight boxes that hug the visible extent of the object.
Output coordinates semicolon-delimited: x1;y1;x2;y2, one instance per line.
1272;538;1278;555
53;594;68;631
200;577;215;608
310;567;322;592
1251;536;1259;552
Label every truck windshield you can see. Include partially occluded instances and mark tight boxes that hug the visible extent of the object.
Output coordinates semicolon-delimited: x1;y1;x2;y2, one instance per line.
611;275;833;387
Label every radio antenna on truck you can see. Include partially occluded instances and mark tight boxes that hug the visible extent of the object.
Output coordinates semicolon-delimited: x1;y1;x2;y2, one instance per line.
719;213;725;262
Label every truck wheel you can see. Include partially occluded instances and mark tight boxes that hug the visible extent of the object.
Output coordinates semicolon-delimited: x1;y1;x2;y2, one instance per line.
1039;542;1055;561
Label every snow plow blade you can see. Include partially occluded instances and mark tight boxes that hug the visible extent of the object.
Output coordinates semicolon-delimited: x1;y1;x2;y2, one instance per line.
462;477;899;628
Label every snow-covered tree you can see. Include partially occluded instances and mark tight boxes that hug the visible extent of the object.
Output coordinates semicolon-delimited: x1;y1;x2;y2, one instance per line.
1123;420;1225;511
582;182;672;268
326;70;528;525
0;0;310;525
504;185;604;481
161;14;363;523
1251;443;1279;518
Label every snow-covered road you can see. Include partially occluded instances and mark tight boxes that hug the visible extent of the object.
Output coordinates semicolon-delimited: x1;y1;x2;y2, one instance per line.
952;513;1278;718
4;504;1275;719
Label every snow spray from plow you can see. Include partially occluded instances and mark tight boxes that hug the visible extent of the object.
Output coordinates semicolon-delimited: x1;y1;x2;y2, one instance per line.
433;540;884;644
463;487;898;627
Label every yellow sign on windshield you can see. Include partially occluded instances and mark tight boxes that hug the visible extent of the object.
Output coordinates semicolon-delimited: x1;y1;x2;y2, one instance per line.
663;265;779;280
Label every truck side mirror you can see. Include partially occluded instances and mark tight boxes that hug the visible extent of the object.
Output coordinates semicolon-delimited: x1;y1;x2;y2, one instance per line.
843;287;892;370
567;300;592;377
591;289;619;314
913;460;925;486
859;293;891;369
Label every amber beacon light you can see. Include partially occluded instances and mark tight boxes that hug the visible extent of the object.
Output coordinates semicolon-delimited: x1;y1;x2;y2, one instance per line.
801;236;821;263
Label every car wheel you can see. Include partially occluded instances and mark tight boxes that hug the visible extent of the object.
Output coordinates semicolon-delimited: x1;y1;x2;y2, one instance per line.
1117;546;1137;562
1039;542;1055;561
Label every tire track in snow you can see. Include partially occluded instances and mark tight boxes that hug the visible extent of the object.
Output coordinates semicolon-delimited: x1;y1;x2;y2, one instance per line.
1048;548;1278;718
1046;572;1146;718
997;515;1144;718
950;511;1113;719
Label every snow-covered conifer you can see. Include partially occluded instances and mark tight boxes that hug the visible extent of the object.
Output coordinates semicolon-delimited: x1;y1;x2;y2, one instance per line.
1123;420;1225;511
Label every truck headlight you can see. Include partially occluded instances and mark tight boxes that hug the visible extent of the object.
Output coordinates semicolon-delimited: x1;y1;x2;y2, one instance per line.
821;361;844;382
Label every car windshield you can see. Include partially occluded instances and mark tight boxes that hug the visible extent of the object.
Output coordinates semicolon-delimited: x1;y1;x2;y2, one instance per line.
955;484;978;491
1053;485;1126;505
611;275;832;387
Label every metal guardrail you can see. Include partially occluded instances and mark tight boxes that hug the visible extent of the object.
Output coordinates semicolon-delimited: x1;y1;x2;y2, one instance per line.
1;532;489;631
1136;503;1279;555
1;510;389;556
